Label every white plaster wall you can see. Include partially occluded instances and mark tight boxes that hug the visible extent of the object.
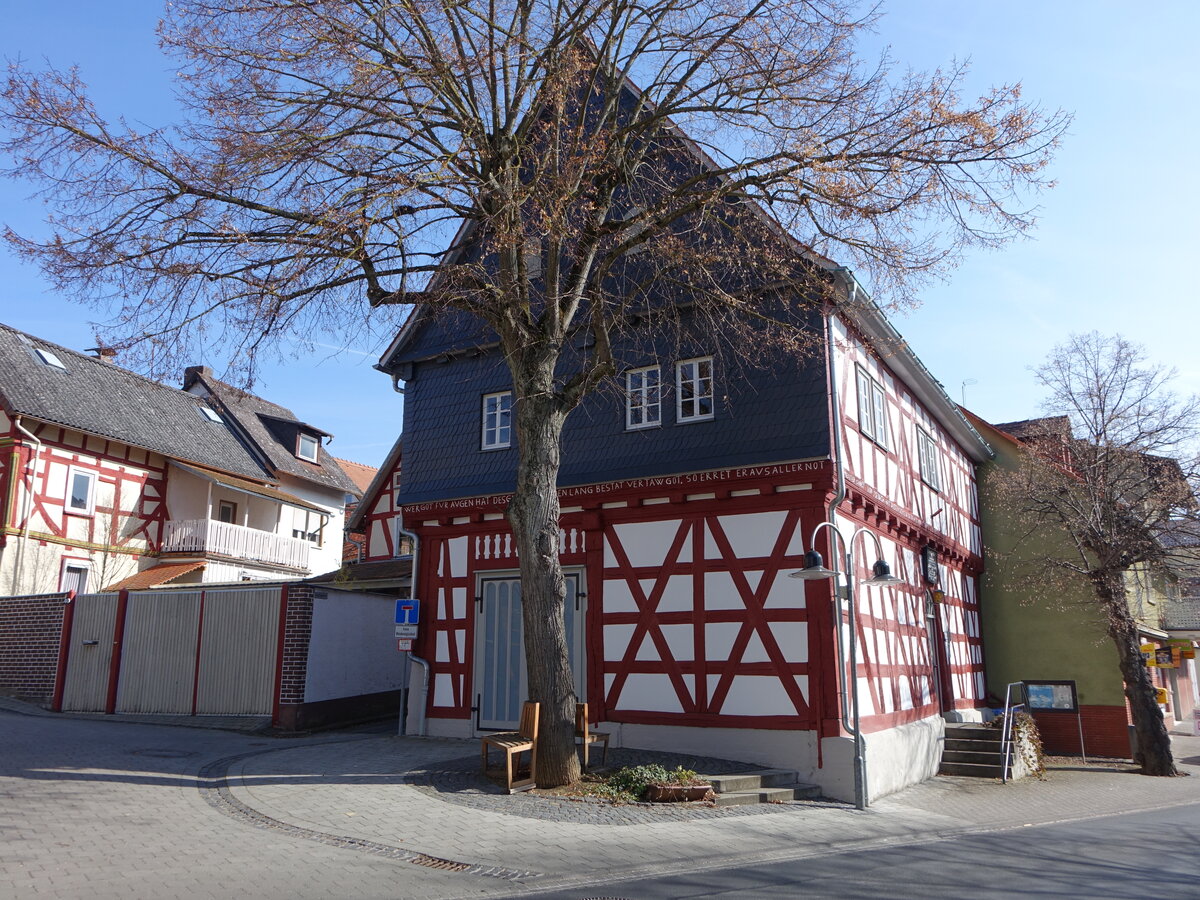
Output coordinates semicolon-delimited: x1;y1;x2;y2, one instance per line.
304;588;405;702
277;474;351;578
164;469;211;521
860;714;945;801
615;721;822;784
0;541;140;596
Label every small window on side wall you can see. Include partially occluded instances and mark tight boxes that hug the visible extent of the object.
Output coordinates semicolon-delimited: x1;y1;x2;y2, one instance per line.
855;365;889;448
65;467;96;515
626;365;661;429
482;391;513;449
917;427;941;491
60;560;90;594
297;432;320;462
677;357;714;423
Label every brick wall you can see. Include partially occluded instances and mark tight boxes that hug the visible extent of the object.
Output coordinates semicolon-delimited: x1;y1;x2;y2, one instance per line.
1033;704;1131;759
278;584;314;707
0;592;68;705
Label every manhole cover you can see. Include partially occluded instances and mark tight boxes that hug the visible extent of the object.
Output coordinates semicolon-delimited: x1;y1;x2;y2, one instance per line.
131;748;198;759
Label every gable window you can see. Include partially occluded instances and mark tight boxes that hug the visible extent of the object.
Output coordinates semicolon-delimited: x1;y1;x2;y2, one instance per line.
625;365;661;429
855;365;889;448
65;467;96;515
482;391;513;450
59;560;90;594
676;357;714;423
917;428;941;491
297;432;320;462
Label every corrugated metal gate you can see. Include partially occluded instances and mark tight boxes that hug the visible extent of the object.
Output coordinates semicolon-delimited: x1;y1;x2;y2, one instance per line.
58;585;281;717
60;592;119;712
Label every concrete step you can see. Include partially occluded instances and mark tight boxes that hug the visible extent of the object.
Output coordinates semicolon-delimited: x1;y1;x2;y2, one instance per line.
942;749;1007;765
939;760;1008;778
945;737;1005;752
944;724;1003;743
707;769;800;793
711;783;822;806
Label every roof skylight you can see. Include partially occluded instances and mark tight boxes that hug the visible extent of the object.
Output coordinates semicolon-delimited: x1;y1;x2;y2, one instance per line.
199;406;223;423
33;347;67;370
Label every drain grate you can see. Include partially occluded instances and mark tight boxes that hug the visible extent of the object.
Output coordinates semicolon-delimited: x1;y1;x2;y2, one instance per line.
411;854;471;872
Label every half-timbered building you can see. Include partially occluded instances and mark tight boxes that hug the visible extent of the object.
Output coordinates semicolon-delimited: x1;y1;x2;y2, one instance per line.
357;267;990;800
0;325;360;594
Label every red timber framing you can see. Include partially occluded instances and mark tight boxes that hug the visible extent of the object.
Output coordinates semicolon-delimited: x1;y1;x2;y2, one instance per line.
400;455;986;736
404;460;835;730
2;419;169;558
359;458;404;560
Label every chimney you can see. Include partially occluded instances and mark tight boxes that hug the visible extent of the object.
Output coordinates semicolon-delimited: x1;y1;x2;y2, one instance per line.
183;365;213;389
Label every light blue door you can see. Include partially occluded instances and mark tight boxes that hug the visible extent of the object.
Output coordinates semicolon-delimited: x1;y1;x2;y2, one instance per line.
475;572;584;730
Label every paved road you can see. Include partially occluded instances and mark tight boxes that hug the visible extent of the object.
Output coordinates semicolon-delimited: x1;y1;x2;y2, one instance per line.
526;803;1200;899
4;702;1199;900
0;708;510;899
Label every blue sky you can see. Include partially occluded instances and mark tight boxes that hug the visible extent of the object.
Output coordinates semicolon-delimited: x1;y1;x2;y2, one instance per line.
2;2;1198;467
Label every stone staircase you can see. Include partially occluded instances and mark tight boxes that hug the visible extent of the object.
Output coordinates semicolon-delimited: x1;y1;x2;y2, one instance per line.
705;769;823;806
940;723;1010;778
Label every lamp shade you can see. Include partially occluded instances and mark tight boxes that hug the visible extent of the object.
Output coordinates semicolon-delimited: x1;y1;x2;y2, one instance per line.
788;549;837;581
866;559;904;585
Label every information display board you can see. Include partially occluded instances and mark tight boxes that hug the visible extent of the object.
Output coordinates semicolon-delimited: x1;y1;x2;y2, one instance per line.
1025;680;1078;713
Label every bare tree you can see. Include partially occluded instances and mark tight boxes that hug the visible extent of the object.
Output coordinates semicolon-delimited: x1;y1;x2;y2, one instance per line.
1;0;1067;786
994;332;1200;776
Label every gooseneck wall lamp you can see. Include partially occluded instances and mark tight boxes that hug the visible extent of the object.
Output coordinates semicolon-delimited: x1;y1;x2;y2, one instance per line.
789;522;903;810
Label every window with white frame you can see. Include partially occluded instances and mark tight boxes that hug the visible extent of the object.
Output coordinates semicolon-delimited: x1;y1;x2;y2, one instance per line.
855;365;889;447
917;427;941;490
59;560;90;594
676;357;714;423
65;467;96;515
625;365;661;429
297;432;320;462
481;391;513;449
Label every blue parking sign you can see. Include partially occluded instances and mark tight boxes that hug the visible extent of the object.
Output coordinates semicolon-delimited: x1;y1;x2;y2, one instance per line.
395;598;420;625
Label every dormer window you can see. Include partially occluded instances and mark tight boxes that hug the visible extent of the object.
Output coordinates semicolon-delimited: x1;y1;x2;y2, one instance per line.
297;432;320;462
34;348;67;370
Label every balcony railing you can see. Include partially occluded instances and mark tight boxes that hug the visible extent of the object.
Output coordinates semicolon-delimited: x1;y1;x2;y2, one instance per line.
161;518;311;571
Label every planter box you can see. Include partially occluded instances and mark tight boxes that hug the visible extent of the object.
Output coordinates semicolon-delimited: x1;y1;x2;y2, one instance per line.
645;782;715;803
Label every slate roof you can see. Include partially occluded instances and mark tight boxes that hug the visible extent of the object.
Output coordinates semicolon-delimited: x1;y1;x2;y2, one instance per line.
0;324;270;481
187;369;360;495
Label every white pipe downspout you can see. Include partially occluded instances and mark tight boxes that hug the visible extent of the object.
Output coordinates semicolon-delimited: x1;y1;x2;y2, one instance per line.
829;270;868;810
12;417;43;595
397;515;428;737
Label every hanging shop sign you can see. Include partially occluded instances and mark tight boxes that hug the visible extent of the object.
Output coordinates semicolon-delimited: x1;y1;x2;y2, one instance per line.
1169;639;1196;660
1154;648;1178;669
921;545;940;586
1141;643;1157;665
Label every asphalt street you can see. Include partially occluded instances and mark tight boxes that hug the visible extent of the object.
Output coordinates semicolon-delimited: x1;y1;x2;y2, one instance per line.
527;803;1200;899
3;701;1199;900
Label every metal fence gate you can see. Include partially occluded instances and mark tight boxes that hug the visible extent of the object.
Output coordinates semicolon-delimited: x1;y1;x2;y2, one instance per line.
58;585;282;717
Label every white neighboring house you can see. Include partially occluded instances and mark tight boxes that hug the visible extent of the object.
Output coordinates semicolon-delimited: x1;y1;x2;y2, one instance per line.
0;325;360;594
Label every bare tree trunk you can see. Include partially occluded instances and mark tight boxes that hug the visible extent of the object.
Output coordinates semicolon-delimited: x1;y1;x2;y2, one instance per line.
1096;575;1178;776
506;379;581;789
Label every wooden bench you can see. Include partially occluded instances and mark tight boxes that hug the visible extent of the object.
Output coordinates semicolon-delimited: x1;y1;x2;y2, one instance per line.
480;701;540;793
575;702;610;770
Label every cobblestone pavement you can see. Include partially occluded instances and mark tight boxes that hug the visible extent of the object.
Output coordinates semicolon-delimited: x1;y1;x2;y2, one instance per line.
5;694;1200;900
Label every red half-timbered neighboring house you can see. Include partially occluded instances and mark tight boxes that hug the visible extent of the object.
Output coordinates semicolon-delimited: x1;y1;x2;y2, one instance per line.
358;281;991;801
0;325;360;595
